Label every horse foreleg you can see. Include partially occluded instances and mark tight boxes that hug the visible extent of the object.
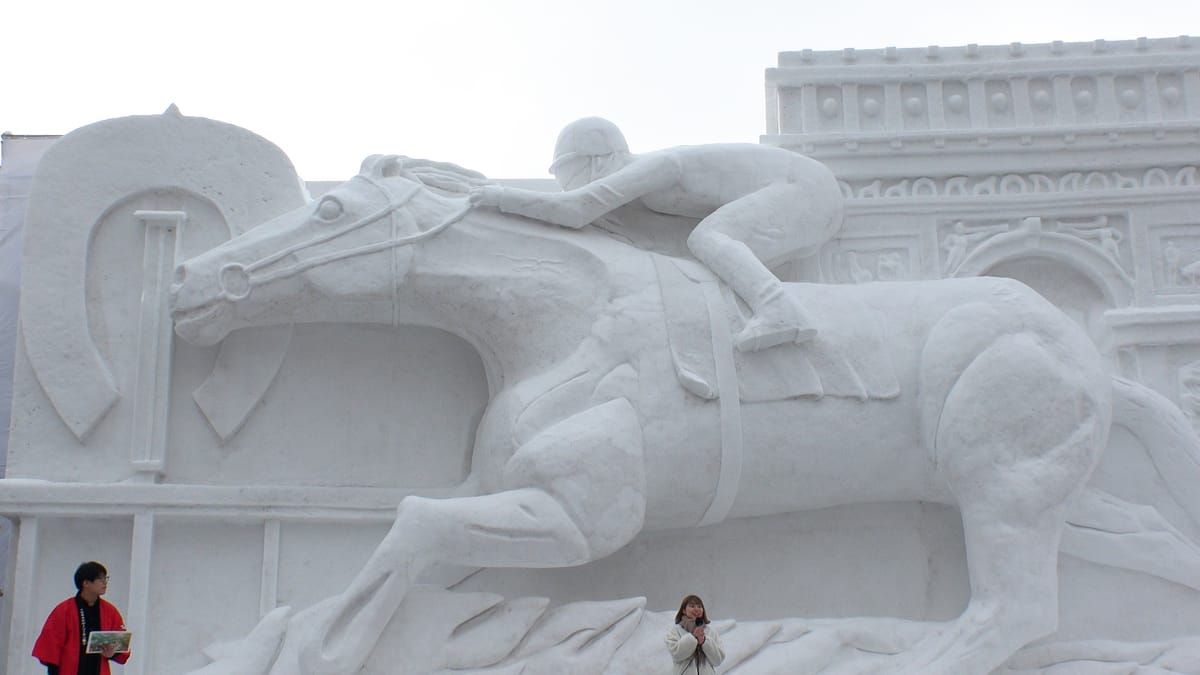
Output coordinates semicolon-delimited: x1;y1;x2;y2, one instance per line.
274;398;646;675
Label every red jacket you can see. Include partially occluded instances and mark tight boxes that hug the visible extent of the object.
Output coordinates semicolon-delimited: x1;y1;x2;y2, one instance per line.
32;596;130;675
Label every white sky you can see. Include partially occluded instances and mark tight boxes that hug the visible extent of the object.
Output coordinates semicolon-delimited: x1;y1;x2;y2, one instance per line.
4;0;1199;179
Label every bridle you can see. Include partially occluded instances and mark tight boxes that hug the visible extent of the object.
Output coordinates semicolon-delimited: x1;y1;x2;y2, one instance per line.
216;173;472;303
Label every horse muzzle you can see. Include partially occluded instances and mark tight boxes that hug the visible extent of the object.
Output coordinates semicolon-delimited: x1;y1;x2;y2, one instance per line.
169;261;239;346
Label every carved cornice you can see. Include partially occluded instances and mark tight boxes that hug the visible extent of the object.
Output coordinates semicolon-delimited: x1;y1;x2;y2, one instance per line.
777;36;1197;69
766;37;1200;157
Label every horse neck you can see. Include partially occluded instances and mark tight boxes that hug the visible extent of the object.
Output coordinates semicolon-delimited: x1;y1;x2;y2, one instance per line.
404;208;616;382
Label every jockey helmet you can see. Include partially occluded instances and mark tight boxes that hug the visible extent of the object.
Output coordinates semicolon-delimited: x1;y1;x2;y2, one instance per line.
549;117;629;174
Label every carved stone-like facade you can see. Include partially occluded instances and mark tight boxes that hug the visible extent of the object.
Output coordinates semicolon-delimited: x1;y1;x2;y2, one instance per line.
766;37;1200;423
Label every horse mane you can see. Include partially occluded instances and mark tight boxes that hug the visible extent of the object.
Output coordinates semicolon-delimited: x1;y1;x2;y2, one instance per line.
357;153;494;195
404;157;494;195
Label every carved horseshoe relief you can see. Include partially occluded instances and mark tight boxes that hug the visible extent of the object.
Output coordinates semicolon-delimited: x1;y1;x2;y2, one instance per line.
21;108;303;442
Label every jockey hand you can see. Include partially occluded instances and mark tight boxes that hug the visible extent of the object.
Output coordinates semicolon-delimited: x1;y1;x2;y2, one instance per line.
468;185;504;208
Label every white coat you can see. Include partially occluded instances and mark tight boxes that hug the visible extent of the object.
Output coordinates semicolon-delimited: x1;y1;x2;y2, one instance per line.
665;622;725;675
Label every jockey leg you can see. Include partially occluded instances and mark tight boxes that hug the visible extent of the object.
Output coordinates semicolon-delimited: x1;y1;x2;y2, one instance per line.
687;182;824;351
690;228;816;351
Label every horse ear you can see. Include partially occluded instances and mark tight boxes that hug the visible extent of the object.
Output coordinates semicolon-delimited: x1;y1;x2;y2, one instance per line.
359;154;407;178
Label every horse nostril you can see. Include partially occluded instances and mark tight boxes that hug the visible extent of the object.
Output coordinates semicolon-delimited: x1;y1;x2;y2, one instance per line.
174;264;187;285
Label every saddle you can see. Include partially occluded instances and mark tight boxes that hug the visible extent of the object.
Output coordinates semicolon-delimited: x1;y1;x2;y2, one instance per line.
653;255;900;402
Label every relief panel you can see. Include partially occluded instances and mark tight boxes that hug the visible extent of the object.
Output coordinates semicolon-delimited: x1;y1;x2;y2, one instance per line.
821;234;920;284
1149;224;1200;295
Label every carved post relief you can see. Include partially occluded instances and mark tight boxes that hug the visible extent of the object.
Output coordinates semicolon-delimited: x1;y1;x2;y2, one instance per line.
129;210;186;477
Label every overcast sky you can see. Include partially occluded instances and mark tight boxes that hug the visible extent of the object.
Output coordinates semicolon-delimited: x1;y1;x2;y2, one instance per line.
4;0;1198;179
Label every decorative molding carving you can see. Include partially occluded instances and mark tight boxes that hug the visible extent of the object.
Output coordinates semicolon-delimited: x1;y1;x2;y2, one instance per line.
779;36;1198;68
837;164;1199;200
946;215;1134;306
1106;306;1200;347
769;37;1200;138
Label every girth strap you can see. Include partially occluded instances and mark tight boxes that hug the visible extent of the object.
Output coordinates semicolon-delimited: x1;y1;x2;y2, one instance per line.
697;281;743;527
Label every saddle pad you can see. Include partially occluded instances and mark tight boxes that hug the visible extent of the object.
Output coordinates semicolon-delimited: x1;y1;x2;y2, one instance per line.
652;255;900;402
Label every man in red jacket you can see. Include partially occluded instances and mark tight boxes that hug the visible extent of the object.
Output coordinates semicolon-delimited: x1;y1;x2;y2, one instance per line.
33;561;130;675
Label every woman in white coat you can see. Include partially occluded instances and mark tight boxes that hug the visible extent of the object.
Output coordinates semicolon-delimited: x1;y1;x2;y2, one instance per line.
665;595;725;675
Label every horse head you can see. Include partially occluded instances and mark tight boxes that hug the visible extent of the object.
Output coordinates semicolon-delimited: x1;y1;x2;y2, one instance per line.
171;155;466;346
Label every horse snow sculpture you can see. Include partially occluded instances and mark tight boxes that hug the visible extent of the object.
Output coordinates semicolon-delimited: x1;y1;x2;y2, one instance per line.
170;155;1200;674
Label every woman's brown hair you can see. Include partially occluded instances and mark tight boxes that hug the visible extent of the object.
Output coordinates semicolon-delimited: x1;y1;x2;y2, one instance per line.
674;594;708;625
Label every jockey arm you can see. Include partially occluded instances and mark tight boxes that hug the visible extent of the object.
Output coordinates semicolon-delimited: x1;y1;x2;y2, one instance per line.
475;154;681;229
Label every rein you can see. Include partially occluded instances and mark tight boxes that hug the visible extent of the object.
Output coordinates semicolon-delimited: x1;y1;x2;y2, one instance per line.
217;174;473;302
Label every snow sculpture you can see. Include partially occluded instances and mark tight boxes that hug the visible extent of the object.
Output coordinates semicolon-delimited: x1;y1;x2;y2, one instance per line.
170;152;1200;674
5;37;1200;675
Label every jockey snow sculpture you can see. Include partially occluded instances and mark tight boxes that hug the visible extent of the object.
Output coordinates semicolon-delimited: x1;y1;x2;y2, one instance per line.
469;117;844;352
170;152;1200;675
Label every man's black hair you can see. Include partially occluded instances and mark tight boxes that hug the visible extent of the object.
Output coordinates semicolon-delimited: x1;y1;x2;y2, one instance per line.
73;561;107;590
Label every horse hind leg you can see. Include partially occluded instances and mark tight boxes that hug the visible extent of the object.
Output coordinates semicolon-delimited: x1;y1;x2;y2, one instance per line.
898;333;1105;675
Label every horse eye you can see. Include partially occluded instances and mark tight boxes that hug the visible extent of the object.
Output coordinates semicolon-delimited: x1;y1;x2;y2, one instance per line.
316;197;343;221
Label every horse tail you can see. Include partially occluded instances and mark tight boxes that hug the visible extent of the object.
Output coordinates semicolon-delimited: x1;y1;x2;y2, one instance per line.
1060;376;1200;591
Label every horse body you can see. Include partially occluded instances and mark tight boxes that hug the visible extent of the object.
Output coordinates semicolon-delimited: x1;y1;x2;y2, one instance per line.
457;228;1105;526
171;157;1124;674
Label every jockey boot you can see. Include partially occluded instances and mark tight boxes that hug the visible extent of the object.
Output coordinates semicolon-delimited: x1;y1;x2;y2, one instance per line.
735;285;817;352
689;230;817;352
